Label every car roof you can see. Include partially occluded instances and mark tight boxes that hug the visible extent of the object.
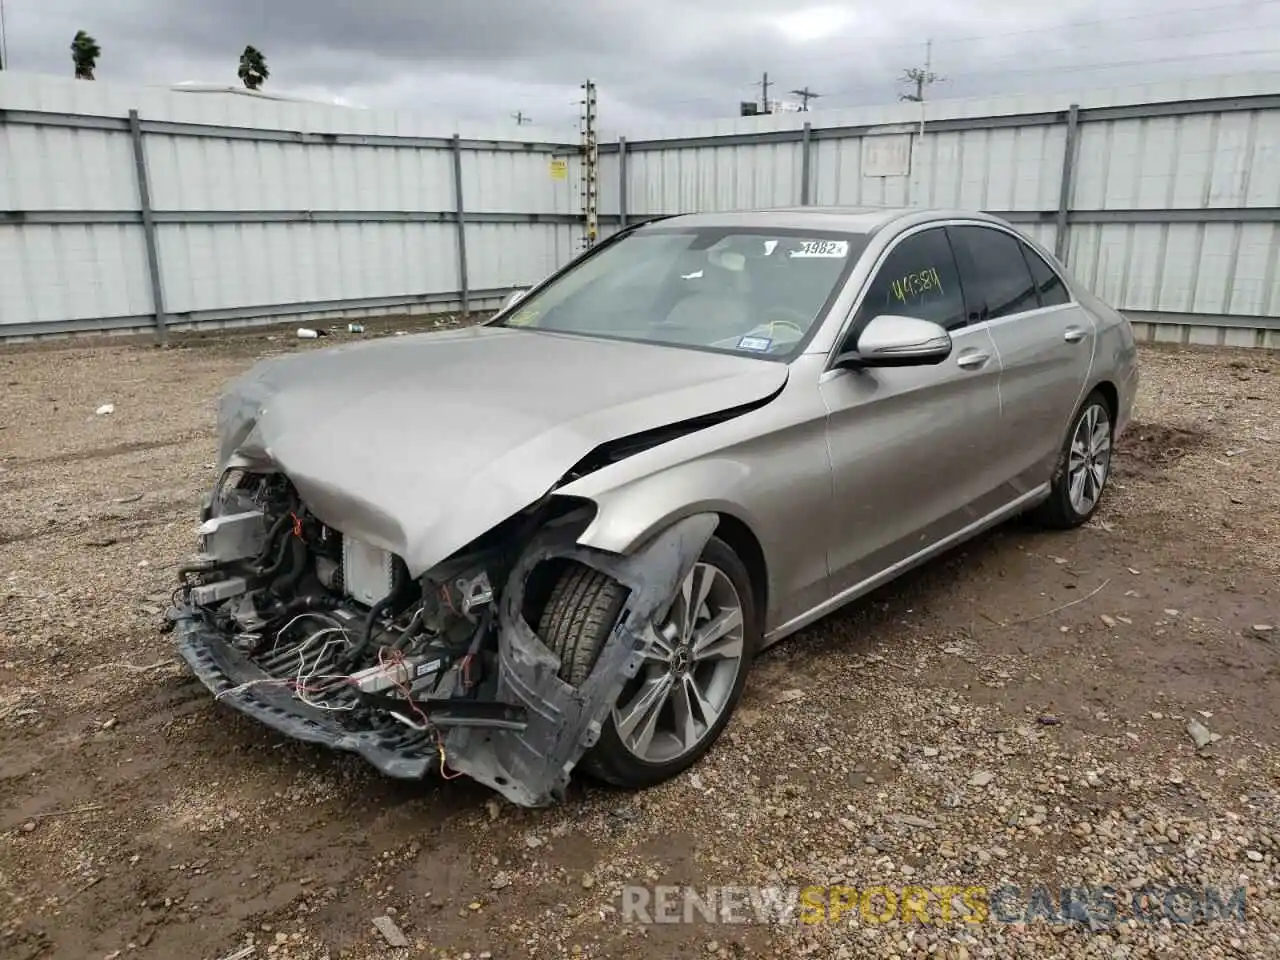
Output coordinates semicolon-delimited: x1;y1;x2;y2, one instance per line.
637;206;1014;237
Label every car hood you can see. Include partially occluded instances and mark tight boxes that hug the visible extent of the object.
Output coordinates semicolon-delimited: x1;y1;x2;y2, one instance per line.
217;324;787;576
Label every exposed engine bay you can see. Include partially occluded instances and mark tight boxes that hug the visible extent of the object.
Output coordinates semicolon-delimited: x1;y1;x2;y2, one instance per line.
170;463;719;807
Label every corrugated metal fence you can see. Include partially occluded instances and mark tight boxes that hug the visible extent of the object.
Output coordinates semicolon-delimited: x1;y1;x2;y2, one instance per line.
0;74;583;340
600;73;1280;349
3;71;1280;345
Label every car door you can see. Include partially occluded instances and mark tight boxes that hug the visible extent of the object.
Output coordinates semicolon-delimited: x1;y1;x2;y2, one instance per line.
947;224;1096;493
818;225;1010;598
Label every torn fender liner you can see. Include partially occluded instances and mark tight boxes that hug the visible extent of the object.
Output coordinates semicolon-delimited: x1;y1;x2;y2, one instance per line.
443;512;720;807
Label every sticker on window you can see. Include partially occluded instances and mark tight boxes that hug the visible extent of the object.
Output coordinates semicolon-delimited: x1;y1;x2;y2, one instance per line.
737;335;773;352
789;239;849;258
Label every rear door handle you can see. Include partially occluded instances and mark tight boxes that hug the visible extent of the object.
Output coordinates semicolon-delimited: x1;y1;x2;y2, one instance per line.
956;350;991;370
1064;327;1086;343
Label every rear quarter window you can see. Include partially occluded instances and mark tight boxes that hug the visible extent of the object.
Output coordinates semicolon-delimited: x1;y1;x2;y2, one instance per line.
1020;243;1071;307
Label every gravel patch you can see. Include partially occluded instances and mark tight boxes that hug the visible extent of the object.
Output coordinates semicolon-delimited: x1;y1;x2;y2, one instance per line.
0;329;1276;959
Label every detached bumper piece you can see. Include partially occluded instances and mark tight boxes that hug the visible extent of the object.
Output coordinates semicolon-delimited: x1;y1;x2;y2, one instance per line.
172;611;527;780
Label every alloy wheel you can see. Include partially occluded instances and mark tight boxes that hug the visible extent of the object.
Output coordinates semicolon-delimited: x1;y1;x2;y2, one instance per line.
1068;402;1112;515
612;561;746;764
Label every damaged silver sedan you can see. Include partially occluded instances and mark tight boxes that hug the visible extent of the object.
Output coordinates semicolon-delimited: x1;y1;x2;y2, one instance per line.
170;206;1139;807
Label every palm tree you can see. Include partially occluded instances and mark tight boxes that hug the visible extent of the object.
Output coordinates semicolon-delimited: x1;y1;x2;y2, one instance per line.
70;30;100;80
238;45;269;90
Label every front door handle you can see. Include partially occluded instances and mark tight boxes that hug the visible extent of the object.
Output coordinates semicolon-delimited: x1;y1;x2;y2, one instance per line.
956;350;991;370
1063;327;1087;343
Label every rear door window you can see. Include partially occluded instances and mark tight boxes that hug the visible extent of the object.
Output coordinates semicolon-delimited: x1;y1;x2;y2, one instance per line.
949;225;1040;323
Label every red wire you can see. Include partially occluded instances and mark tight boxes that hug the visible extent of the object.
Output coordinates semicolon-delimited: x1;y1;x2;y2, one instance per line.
379;647;434;730
437;750;465;780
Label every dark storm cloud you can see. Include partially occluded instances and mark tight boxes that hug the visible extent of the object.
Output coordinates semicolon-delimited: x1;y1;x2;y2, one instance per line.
5;0;1280;128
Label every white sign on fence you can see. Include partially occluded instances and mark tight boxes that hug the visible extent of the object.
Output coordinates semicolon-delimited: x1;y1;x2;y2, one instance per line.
862;134;912;178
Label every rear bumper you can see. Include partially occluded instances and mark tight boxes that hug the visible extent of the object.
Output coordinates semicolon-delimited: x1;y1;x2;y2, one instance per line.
1114;352;1140;440
174;612;441;778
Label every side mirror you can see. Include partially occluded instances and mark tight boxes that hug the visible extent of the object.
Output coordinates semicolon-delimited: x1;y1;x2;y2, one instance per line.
834;314;953;368
500;288;529;312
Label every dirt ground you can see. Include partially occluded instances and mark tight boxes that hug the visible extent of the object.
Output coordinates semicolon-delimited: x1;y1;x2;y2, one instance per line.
0;319;1277;960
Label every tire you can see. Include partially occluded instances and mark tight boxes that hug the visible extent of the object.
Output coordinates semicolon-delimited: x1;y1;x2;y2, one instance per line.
538;535;758;789
1033;388;1115;529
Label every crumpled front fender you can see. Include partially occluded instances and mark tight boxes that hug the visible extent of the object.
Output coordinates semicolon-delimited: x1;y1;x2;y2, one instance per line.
442;512;719;807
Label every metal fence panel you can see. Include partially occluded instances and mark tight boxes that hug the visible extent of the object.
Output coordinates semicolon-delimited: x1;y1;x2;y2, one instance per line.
0;72;583;338
0;122;137;209
4;70;1280;342
0;222;152;324
155;221;461;315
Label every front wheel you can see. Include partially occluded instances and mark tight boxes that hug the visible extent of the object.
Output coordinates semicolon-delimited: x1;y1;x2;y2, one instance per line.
537;535;757;789
1034;389;1114;529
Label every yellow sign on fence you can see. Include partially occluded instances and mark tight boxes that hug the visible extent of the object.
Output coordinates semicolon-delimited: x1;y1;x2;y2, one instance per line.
549;158;568;181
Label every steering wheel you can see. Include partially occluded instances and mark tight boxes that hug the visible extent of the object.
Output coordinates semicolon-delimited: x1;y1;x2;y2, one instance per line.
753;307;810;341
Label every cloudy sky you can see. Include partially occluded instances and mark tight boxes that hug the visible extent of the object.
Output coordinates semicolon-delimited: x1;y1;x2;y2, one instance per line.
3;0;1280;130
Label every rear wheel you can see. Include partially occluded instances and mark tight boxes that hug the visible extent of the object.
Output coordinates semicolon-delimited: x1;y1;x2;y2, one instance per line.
1034;389;1114;529
538;535;757;788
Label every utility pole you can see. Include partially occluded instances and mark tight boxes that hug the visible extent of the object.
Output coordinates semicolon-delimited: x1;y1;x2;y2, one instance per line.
512;111;532;125
904;38;938;208
580;78;599;250
899;38;941;103
759;71;772;114
790;87;821;111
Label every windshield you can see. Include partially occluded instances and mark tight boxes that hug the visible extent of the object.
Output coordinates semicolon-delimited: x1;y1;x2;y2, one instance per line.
492;226;868;358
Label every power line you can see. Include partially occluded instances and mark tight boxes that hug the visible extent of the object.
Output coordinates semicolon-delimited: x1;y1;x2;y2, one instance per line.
822;44;1280;106
783;0;1279;72
907;0;1279;56
888;17;1280;82
654;0;1280;109
512;110;532;125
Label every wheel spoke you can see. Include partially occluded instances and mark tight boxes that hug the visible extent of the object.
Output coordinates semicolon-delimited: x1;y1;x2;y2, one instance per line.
1069;439;1088;470
670;676;705;750
679;564;714;641
1090;461;1107;491
1069;467;1089;509
691;608;744;661
637;622;676;664
671;674;718;750
615;673;673;756
1091;423;1111;454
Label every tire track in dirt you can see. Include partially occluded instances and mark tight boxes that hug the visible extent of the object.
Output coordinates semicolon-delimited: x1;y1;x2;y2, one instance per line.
2;434;205;469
